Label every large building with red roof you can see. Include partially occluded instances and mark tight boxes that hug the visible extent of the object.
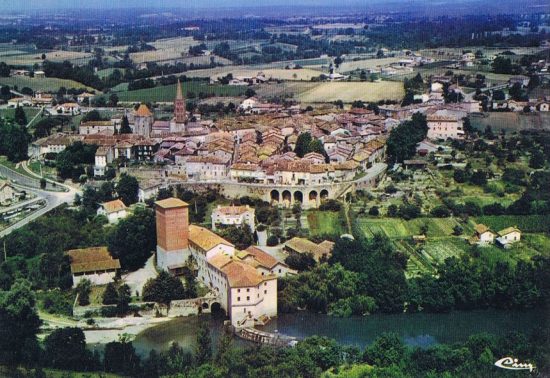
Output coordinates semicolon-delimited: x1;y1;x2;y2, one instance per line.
155;197;277;328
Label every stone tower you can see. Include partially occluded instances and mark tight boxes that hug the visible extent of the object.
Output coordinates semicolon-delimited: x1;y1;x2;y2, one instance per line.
155;197;190;272
134;103;153;138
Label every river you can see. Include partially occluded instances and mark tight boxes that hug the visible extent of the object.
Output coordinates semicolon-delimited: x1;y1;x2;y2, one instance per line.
131;308;547;356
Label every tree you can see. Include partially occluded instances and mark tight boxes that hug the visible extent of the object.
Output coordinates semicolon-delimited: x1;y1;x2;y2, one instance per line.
142;271;186;304
294;132;313;157
217;225;254;250
117;284;131;314
0;119;30;162
76;278;91;306
109;93;119;107
104;339;141;375
195;320;212;366
102;282;119;305
107;207;156;271
44;327;95;370
116;173;139;205
470;170;487;186
119;115;132;134
368;206;380;216
82;109;102;122
364;332;406;367
386;113;428;164
245;88;256;98
0;279;41;365
492;56;513;74
529;149;545;169
14;105;27;126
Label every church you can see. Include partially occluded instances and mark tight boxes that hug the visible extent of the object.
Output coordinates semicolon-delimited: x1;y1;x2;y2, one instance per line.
155;197;278;328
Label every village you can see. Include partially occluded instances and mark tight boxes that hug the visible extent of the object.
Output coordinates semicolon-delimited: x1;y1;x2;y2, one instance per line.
0;5;549;377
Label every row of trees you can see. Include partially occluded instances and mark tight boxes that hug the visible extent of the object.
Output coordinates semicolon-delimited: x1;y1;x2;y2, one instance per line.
386;113;428;164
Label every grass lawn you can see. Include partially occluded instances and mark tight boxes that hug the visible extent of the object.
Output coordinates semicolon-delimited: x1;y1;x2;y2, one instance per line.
307;210;347;237
115;82;246;102
0;76;96;92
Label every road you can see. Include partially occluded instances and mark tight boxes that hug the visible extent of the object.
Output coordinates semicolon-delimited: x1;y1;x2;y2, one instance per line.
0;163;79;238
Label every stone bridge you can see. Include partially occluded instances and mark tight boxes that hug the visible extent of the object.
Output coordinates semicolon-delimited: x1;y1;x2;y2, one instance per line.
144;163;387;209
166;293;221;317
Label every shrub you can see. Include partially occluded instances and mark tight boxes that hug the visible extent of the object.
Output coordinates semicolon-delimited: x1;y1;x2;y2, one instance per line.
430;206;450;218
266;235;279;246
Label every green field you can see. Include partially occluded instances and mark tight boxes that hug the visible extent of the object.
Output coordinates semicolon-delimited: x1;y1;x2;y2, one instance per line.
307;211;347;237
97;67;126;79
115;82;246;102
0;76;95;92
475;215;550;233
0;107;41;125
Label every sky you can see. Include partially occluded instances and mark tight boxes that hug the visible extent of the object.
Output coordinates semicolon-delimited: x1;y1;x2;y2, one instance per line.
0;0;386;11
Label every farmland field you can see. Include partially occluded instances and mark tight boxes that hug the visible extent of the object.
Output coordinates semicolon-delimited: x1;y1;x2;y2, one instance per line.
332;57;403;73
421;238;468;264
296;81;404;103
115;82;246;102
0;76;96;92
474;215;550;233
357;217;470;239
211;68;323;82
0;50;93;66
307;211;347;237
470;112;550;132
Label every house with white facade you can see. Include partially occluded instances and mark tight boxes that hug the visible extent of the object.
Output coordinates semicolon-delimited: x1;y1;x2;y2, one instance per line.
211;205;256;232
97;199;128;223
496;227;521;248
427;115;465;140
0;180;18;206
66;246;120;287
470;224;496;246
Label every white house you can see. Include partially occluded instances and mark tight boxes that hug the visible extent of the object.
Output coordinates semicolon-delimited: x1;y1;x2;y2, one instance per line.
97;199;128;223
0;180;17;206
55;102;81;115
66;246;120;287
211;205;256;232
496;227;521;248
427;116;465;140
471;224;495;246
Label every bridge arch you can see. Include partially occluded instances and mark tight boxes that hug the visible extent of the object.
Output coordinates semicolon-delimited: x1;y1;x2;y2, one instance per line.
309;190;318;206
293;190;303;204
270;190;280;204
282;190;292;206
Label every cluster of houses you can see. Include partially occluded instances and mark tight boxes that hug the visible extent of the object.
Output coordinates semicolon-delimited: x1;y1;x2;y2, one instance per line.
471;224;522;249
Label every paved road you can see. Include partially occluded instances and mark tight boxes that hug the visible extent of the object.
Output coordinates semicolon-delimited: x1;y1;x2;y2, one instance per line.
0;164;79;238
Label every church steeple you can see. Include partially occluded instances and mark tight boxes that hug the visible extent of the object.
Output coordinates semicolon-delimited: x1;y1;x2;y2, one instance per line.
176;78;183;100
174;78;187;124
